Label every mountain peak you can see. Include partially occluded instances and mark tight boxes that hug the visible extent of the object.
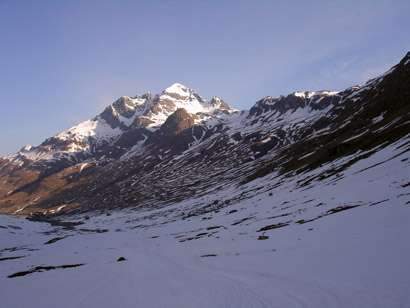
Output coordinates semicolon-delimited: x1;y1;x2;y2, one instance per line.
1;53;409;219
163;83;191;98
20;144;32;152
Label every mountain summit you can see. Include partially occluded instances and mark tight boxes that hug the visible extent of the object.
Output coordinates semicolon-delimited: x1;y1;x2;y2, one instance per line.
163;83;194;98
1;83;235;165
0;53;409;216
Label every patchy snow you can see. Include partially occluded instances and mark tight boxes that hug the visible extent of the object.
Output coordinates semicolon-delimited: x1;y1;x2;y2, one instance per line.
136;85;237;129
342;129;369;143
372;113;385;124
56;205;66;212
259;136;272;144
293;91;309;98
13;118;123;163
1;64;409;306
298;151;315;160
79;163;89;173
2;83;236;165
20;145;32;152
13;206;27;214
317;90;340;96
292;90;339;99
1;137;409;308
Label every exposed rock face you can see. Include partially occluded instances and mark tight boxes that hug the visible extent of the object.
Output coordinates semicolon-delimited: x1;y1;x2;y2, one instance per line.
248;91;342;117
112;96;138;118
113;128;153;149
0;52;409;216
159;108;197;136
131;117;155;128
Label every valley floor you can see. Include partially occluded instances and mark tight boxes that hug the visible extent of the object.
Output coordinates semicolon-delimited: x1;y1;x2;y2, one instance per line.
1;137;410;308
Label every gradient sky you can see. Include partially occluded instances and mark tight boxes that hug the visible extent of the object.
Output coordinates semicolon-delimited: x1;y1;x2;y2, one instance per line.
0;0;409;157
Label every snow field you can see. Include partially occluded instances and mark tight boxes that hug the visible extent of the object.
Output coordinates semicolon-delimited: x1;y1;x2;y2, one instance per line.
0;136;409;308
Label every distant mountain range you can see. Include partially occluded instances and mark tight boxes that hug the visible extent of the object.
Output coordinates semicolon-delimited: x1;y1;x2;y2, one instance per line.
1;52;409;217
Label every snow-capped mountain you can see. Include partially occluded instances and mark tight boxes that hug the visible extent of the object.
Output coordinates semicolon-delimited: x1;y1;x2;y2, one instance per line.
1;53;409;308
3;83;234;164
0;83;237;214
0;53;409;217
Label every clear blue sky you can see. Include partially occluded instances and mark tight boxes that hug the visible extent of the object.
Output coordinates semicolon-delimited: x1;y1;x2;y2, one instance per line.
1;0;409;157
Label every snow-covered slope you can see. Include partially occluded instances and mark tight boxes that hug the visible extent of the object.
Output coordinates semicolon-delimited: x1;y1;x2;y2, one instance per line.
1;135;409;307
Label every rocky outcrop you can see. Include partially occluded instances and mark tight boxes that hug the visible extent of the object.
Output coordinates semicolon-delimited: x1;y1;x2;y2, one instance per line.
159;109;197;136
248;91;342;118
0;53;409;216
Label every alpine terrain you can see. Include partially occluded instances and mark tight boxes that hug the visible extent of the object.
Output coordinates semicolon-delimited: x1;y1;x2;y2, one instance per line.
0;52;409;308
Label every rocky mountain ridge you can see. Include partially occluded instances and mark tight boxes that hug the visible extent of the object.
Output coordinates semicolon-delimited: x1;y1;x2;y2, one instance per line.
0;52;409;216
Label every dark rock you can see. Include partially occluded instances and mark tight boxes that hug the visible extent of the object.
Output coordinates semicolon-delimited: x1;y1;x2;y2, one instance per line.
257;235;269;240
159;108;197;136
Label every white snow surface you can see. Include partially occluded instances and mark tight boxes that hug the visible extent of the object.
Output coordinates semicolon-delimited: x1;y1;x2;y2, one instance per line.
164;83;191;98
1;137;409;308
56;118;122;148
